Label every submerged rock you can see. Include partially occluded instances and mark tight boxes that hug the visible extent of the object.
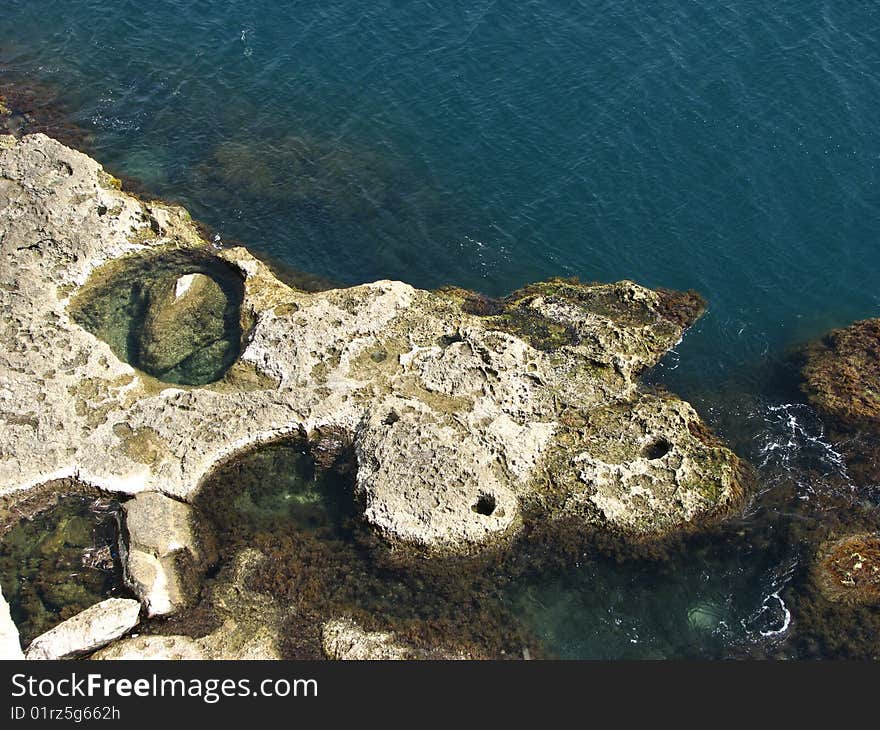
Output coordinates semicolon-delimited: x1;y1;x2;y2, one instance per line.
137;272;229;376
0;585;24;659
68;248;247;386
134;548;283;660
0;133;745;559
122;491;215;617
0;487;126;644
25;597;140;660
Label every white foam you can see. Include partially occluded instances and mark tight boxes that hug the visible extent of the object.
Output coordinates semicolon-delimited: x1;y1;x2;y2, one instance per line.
758;590;791;638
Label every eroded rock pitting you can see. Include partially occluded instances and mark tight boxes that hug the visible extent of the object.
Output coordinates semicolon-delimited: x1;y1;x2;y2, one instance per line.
0;482;127;645
69;249;247;386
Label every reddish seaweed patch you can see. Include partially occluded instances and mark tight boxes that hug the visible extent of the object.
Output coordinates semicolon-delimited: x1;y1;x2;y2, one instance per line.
189;435;538;659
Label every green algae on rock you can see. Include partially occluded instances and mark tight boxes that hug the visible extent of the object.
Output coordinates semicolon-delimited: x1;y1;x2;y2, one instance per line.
0;487;126;645
437;277;701;378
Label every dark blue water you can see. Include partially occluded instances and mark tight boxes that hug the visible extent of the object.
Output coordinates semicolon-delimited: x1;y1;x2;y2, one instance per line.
3;0;879;658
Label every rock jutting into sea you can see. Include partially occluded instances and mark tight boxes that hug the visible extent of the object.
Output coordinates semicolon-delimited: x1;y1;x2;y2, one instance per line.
800;318;880;487
0;133;747;551
0;133;749;658
782;319;880;658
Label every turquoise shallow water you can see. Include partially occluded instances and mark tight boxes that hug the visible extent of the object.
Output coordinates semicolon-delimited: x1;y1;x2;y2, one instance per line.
2;0;880;658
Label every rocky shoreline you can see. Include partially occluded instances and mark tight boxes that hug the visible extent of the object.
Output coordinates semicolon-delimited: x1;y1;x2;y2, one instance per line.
1;132;879;659
0;133;757;659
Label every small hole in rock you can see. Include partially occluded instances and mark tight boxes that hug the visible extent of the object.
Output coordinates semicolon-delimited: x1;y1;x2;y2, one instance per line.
472;493;496;516
382;410;400;426
644;438;672;460
437;333;464;348
97;205;108;216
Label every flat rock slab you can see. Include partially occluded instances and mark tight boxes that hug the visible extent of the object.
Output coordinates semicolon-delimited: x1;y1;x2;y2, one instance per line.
25;598;141;660
321;618;480;660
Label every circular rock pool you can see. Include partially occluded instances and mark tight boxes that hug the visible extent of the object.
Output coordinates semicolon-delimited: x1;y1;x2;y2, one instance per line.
69;249;247;386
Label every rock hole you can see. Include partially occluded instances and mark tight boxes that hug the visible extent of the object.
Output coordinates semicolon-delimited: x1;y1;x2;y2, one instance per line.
69;249;248;385
437;333;464;348
382;410;400;426
193;436;358;559
472;493;496;516
643;438;672;460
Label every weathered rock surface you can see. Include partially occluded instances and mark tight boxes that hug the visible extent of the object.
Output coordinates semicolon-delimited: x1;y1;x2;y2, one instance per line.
92;634;206;660
321;618;483;660
24;598;140;660
123;491;215;617
813;533;880;606
99;549;282;661
801;319;880;429
544;394;746;538
801;318;880;485
0;584;24;659
0;133;746;555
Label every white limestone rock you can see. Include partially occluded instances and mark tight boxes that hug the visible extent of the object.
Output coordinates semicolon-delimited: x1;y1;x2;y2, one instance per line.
25;598;141;660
